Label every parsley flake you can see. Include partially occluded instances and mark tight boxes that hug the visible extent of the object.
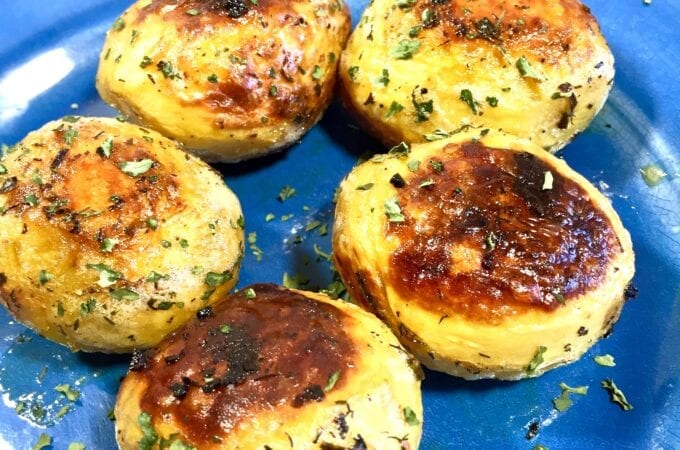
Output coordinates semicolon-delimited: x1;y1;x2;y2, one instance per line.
385;197;405;223
385;101;404;118
391;39;421;59
403;406;420;425
594;354;616;367
86;263;123;288
526;346;547;373
516;56;546;82
324;370;341;392
110;288;140;301
459;89;478;114
32;433;52;450
601;379;633;411
119;159;154;176
278;185;297;202
55;384;81;402
39;269;54;285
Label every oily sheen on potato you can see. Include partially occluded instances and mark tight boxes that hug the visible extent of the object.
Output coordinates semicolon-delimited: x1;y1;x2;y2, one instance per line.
332;130;635;380
339;0;614;152
97;0;351;162
115;284;423;450
0;117;244;353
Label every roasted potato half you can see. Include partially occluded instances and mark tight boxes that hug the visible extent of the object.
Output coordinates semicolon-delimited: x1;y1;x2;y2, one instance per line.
339;0;614;152
97;0;351;162
0;117;244;353
115;284;423;450
333;130;635;380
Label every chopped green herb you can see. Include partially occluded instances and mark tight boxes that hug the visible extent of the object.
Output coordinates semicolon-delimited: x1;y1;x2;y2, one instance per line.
269;85;279;97
55;404;71;419
55;383;81;402
64;127;79;146
179;239;189;248
375;69;390;87
324;370;341;392
146;217;159;230
24;194;39;207
248;232;264;261
205;271;232;288
157;60;180;79
278;185;296;202
424;130;450;141
385;101;404;118
191;266;204;275
409;25;422;37
396;0;416;7
98;136;114;158
101;237;120;253
186;8;200;15
412;95;434;122
265;213;275;222
533;445;549;450
553;389;572;412
244;288;257;299
429;159;443;172
486;96;499;107
57;302;65;317
391;39;421;59
110;288;140;301
516;56;546;82
119;159;154;176
313;244;332;261
140;56;152;68
388;142;411;158
137;412;158;450
37;366;48;382
640;164;667;186
594;354;616;367
601;379;633;411
459;89;478;114
220;324;232;334
385;197;405;223
542;171;554;190
111;17;126;32
560;382;589;395
282;272;309;289
207;73;218;83
146;271;167;283
526;346;547;373
356;183;374;191
403;406;420;425
80;298;97;315
68;443;86;450
407;160;421;172
31;170;43;185
0;163;6;174
86;263;122;288
348;66;360;81
312;65;324;80
32;433;51;450
39;269;54;285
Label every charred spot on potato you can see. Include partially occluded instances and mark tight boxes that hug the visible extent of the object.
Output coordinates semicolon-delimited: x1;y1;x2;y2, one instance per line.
135;284;356;446
129;349;152;371
388;142;621;322
623;282;638;300
209;0;250;18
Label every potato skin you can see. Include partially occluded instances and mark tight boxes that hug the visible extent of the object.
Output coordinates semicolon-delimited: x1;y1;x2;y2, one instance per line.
96;0;351;162
0;117;244;353
115;284;422;450
339;0;614;152
332;130;634;380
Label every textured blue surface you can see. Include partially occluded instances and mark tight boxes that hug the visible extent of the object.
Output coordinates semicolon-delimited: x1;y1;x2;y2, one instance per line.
0;1;679;449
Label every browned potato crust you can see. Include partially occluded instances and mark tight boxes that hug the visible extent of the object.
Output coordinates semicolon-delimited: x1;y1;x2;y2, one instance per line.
97;0;351;162
332;130;634;379
115;284;423;449
339;0;614;152
0;117;244;353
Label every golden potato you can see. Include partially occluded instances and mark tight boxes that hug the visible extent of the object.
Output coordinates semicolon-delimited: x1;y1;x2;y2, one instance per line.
339;0;614;152
115;284;423;450
97;0;351;162
332;130;635;380
0;117;244;353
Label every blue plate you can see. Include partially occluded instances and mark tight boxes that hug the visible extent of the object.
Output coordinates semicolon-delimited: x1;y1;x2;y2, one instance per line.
1;1;679;449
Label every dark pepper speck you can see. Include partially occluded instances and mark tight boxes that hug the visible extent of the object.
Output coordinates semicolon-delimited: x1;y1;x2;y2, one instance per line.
390;173;406;188
197;306;213;320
